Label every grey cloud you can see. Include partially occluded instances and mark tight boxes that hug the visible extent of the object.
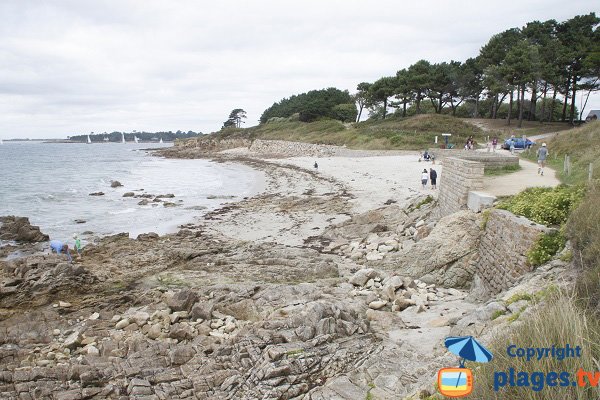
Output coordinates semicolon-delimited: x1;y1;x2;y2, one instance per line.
0;0;598;138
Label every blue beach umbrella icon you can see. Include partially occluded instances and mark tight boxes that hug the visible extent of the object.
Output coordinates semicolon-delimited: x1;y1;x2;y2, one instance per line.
444;336;493;388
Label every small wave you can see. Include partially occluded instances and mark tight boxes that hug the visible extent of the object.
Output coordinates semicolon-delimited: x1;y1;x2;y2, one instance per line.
109;208;137;215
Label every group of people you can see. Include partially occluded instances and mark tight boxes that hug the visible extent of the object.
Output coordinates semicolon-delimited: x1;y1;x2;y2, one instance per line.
421;168;437;190
49;234;82;262
420;150;435;163
464;136;475;150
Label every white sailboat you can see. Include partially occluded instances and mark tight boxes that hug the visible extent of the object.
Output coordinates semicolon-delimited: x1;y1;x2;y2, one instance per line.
121;133;126;143
87;135;92;144
0;138;3;145
134;136;139;143
159;137;163;144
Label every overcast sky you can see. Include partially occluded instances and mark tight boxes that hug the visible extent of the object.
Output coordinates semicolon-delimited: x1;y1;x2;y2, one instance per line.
1;1;598;139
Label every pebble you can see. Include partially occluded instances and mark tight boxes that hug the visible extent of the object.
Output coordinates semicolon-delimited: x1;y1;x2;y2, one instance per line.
115;318;130;329
368;300;387;310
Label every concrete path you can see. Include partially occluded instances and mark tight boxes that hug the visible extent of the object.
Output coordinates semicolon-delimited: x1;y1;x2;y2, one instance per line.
481;151;560;196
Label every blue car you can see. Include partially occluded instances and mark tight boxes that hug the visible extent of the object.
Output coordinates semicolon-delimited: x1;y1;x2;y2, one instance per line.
503;137;534;150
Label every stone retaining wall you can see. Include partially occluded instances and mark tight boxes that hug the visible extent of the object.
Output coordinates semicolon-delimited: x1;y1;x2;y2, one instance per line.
474;209;551;295
176;138;252;151
433;150;518;169
435;157;484;218
249;139;341;157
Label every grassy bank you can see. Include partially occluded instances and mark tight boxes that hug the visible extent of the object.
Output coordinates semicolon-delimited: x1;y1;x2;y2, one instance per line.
212;114;485;150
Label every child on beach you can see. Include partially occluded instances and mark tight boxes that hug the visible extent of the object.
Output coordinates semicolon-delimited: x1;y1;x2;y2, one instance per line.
73;234;82;257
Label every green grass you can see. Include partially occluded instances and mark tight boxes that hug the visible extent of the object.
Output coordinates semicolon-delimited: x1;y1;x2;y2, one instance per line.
194;114;486;151
484;164;522;176
505;293;533;305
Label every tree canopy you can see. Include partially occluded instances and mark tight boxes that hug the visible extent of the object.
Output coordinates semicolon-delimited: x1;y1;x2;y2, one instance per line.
259;88;356;123
356;13;599;126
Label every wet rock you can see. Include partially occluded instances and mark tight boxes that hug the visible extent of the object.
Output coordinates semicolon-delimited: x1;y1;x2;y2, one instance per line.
137;232;159;241
0;216;49;242
110;180;123;188
122;192;135;197
74;219;86;224
89;192;105;196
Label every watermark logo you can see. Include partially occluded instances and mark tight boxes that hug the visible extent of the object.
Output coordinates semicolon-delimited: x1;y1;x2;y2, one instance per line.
438;336;493;398
438;367;473;397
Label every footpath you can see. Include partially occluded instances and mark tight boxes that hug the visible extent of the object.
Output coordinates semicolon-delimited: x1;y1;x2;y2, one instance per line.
479;149;561;197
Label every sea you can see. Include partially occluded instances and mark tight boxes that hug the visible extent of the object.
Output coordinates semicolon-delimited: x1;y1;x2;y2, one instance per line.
0;141;263;245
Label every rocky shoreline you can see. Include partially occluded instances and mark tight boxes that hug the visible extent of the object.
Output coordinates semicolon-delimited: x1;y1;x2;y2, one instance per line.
0;141;572;399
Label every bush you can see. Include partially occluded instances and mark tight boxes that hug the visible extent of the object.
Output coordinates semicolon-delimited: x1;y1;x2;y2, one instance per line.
497;185;586;226
331;103;358;123
527;230;566;266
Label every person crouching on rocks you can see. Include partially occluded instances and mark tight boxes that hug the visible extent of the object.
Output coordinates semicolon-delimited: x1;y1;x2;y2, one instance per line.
50;239;72;263
421;169;429;190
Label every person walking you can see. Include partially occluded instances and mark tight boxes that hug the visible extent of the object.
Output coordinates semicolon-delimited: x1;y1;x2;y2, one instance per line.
537;143;549;176
492;136;498;152
421;169;429;189
430;168;438;190
50;240;72;262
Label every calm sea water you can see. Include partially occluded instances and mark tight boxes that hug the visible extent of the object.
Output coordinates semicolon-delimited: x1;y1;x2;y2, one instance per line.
0;142;263;244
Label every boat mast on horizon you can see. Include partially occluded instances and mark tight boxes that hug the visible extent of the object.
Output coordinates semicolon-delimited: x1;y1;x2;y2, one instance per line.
87;134;92;144
121;132;126;144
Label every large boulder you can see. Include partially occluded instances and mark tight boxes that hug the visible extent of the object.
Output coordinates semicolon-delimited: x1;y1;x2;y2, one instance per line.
379;210;482;288
0;216;49;242
163;289;198;312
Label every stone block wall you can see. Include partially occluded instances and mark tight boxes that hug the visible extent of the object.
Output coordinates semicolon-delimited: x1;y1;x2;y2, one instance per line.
249;140;341;157
435;157;484;218
474;209;551;295
177;138;252;151
433;150;518;169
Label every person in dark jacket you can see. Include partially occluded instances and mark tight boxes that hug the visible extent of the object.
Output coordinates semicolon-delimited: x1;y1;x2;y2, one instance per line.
430;168;438;190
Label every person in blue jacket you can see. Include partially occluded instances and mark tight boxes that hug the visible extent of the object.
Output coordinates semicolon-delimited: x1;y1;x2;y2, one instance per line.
50;240;72;262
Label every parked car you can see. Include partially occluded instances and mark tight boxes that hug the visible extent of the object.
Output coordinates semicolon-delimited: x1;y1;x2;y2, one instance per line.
503;137;534;150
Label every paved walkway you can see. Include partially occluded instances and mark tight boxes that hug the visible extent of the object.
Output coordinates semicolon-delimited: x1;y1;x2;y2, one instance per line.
480;150;560;196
